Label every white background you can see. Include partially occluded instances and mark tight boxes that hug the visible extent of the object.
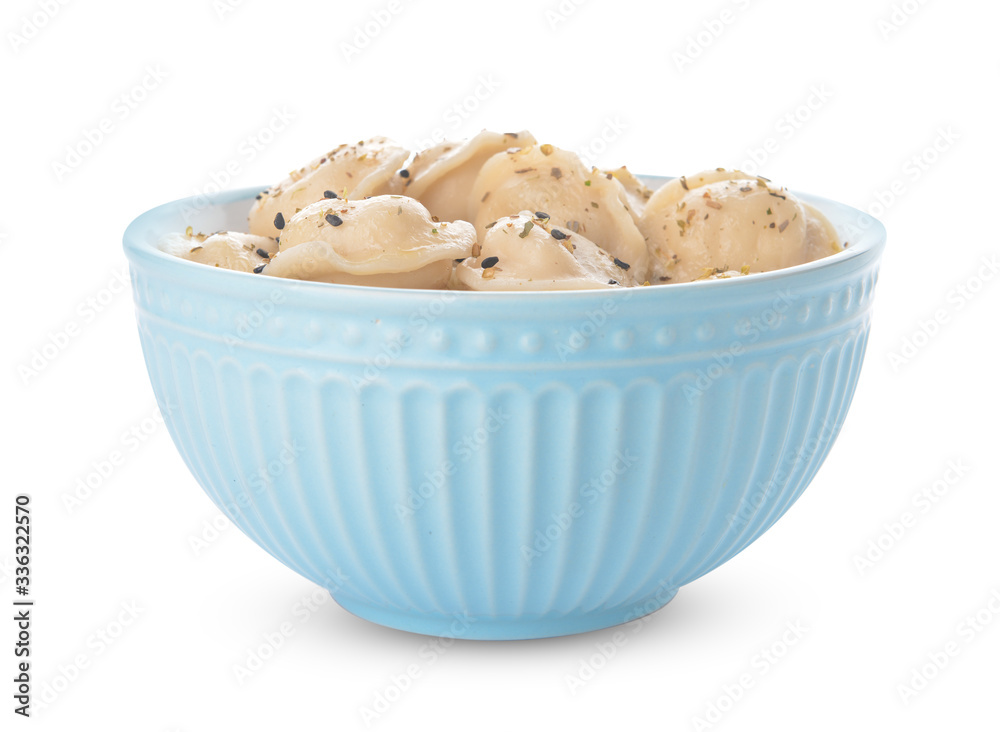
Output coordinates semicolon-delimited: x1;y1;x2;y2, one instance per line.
2;0;998;729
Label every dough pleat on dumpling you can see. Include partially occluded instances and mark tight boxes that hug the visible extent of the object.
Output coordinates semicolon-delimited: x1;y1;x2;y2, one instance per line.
394;130;535;223
469;144;649;279
248;137;408;238
605;166;652;223
261;195;475;289
454;211;634;291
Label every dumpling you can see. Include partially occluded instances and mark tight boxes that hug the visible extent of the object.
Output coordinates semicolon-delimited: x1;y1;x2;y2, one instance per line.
638;169;842;284
261;195;475;289
396;130;535;222
605;166;652;223
469;144;649;278
248;137;408;238
454;211;634;291
160;230;277;273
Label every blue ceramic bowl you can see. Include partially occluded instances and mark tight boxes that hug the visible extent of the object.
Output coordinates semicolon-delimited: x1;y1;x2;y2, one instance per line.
124;179;885;640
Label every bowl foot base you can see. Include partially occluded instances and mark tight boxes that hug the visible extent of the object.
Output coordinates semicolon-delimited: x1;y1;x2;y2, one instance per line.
332;587;679;640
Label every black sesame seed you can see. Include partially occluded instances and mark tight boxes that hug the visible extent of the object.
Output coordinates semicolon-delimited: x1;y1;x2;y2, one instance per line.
253;264;266;274
608;279;619;285
481;256;500;269
454;258;466;263
326;213;343;226
256;248;270;258
273;212;285;230
613;257;631;271
534;211;549;219
551;229;567;240
399;169;410;178
323;190;338;199
255;194;262;200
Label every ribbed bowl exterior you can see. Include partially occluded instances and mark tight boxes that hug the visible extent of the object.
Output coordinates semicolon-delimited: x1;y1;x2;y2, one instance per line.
124;184;885;639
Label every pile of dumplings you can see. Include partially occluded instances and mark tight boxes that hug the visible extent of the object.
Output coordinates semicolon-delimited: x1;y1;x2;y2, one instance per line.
161;131;843;290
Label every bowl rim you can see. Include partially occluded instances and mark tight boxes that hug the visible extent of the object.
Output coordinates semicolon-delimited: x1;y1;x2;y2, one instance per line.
123;177;886;301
